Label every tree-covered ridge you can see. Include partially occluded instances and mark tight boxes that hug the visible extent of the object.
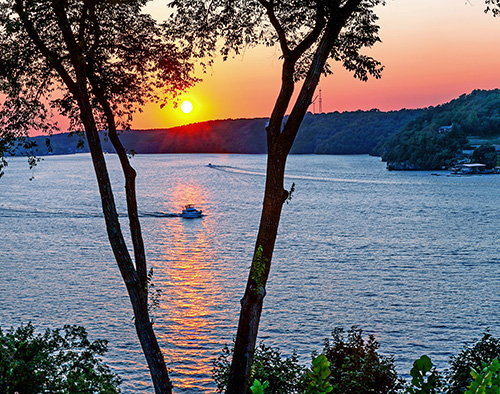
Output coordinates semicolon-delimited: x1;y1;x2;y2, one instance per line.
382;89;500;170
291;109;423;154
18;89;499;160
24;109;422;156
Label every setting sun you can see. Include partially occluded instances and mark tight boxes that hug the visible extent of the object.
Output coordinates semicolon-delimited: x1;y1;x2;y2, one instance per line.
181;100;193;114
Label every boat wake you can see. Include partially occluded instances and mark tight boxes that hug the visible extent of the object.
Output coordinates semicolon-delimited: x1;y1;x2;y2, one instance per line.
0;206;182;219
208;164;402;185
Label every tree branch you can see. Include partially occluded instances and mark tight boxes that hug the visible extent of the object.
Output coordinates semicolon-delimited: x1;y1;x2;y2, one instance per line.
257;0;291;57
89;72;148;289
50;0;86;81
339;0;364;20
78;1;89;45
13;0;76;93
282;0;363;152
290;1;327;60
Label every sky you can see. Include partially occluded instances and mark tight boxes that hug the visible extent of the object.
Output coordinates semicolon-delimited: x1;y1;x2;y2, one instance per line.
68;0;500;131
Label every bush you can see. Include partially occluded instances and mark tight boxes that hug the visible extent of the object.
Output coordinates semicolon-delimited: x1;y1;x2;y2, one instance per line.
0;323;121;394
446;332;500;394
212;342;306;394
322;327;402;394
213;327;402;394
405;355;442;394
464;358;500;394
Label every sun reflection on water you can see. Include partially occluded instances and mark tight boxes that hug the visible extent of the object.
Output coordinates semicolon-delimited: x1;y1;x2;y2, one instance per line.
153;181;227;392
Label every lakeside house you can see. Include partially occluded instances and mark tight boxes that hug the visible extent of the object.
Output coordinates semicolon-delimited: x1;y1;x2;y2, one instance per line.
438;125;453;134
454;163;488;174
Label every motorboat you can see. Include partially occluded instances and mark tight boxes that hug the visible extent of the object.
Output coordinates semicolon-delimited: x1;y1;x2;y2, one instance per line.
181;204;203;218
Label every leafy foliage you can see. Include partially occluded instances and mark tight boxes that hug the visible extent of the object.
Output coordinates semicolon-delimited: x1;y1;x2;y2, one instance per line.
168;0;385;83
305;354;333;394
485;0;500;16
0;0;195;176
382;89;500;170
251;379;270;394
213;327;401;394
212;342;306;394
0;323;121;394
446;333;500;394
406;355;441;394
465;358;500;394
322;327;402;394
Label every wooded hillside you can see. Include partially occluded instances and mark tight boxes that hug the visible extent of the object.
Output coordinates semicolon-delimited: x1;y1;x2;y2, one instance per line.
25;109;422;156
382;89;500;170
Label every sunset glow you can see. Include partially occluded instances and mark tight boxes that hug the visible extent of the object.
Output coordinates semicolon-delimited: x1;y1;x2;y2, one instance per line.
131;0;500;131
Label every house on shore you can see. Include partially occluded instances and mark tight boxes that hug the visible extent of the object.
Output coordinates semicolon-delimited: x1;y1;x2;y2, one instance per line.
454;163;488;174
438;125;453;134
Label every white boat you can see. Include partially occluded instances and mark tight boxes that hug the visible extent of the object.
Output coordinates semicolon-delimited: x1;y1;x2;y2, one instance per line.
181;204;203;218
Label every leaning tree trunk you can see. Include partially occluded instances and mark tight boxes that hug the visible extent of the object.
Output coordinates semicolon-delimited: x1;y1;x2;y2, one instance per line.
75;90;173;394
225;5;353;391
227;149;289;393
96;87;173;394
24;2;175;391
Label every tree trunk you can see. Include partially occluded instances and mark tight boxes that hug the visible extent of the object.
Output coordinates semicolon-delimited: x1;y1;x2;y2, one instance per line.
226;12;348;393
227;150;289;394
127;281;173;394
74;90;173;394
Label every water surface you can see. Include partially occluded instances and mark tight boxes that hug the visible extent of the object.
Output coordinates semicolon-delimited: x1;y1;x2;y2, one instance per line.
1;153;500;392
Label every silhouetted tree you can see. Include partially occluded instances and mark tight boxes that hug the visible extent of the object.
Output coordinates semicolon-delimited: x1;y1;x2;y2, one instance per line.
0;1;196;393
169;0;384;392
485;0;500;16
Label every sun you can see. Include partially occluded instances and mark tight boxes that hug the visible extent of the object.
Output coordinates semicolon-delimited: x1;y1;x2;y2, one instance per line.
180;100;193;114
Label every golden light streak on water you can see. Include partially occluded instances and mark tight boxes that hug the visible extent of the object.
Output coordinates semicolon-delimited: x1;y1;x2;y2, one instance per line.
153;180;224;392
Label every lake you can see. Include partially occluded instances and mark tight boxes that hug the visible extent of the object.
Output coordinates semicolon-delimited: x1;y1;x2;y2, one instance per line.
1;153;500;393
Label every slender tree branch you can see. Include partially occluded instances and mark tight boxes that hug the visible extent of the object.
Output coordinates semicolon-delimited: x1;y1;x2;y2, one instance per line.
290;1;327;60
50;0;85;80
266;58;295;143
78;1;89;44
13;0;75;93
257;0;291;57
282;0;363;150
339;0;364;20
49;0;142;289
89;73;148;289
87;1;102;57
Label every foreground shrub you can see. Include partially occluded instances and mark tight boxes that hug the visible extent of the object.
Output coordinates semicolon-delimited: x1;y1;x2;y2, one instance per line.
405;355;442;394
322;327;402;394
213;326;400;394
0;323;121;394
447;332;500;394
213;342;306;394
464;358;500;394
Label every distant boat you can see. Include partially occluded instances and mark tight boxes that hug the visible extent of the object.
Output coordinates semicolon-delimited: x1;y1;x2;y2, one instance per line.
180;204;203;219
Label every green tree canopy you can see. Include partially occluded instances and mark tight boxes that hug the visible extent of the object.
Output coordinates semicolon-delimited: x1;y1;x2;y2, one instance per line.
0;0;195;176
382;89;500;170
0;323;121;394
472;144;498;169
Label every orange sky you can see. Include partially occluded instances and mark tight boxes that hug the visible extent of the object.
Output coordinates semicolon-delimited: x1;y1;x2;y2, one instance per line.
57;0;500;131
